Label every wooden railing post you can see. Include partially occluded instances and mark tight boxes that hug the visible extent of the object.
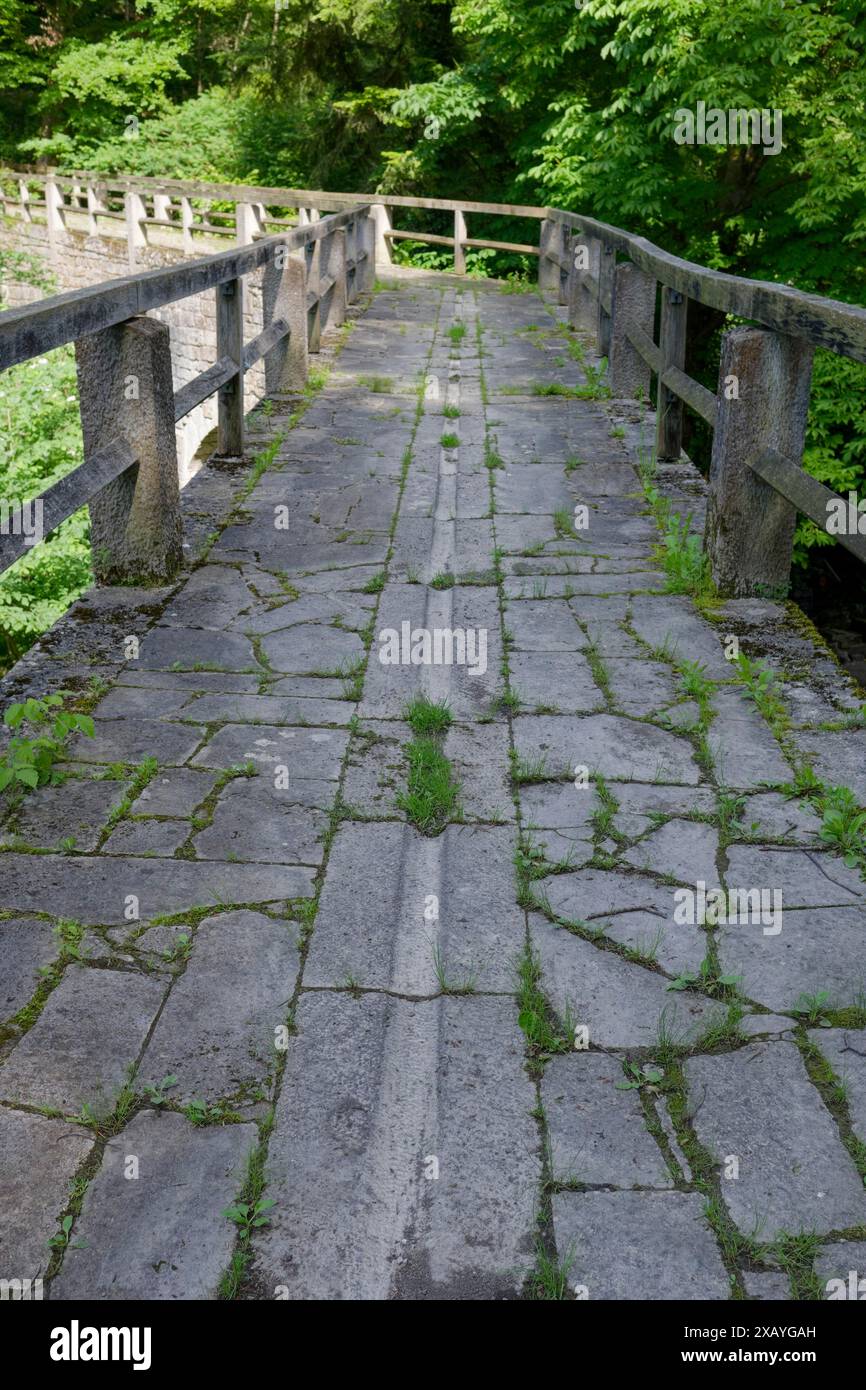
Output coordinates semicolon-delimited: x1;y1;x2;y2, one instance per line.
705;326;814;597
656;288;688;460
216;277;244;457
567;234;600;333
263;248;308;393
609;261;656;399
597;243;615;357
75;315;183;584
454;208;467;274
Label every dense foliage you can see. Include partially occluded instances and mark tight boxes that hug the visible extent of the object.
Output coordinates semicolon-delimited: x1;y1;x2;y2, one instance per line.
1;0;865;652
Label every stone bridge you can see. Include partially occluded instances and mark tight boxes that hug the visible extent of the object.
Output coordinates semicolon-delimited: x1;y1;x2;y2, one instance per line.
0;173;865;1301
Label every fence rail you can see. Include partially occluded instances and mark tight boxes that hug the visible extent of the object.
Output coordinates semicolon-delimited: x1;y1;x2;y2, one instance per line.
1;169;865;597
539;207;866;589
0;196;375;582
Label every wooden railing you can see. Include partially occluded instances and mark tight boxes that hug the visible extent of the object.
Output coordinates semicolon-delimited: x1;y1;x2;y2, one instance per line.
0;169;545;271
0;200;375;583
2;170;866;601
540;210;866;594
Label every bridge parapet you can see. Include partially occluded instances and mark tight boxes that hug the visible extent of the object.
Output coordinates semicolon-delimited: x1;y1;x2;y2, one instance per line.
1;170;865;597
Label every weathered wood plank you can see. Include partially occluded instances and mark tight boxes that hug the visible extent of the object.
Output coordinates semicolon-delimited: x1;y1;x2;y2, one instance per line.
623;317;662;375
242;318;290;372
0;438;135;576
660;365;718;428
749;448;866;565
173;355;238;422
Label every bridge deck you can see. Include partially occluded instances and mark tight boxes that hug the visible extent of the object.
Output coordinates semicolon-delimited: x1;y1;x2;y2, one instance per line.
1;274;865;1300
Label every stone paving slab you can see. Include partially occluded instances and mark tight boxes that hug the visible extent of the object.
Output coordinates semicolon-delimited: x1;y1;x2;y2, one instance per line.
530;913;722;1049
814;1240;866;1299
0;966;164;1116
0;916;59;1021
513;712;702;784
718;906;866;1013
685;1042;866;1241
552;1191;730;1299
190;722;348;778
52;1111;257;1300
305;823;522;993
0;1108;93;1282
542;1052;673;1187
808;1029;866;1145
0;778;127;851
140;911;299;1103
251;992;538;1299
539;867;707;977
0;853;315;924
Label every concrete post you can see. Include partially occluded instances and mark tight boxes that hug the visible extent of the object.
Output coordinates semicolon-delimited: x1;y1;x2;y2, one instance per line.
125;190;147;269
18;180;32;223
656;288;688;460
321;228;347;334
216;278;245;457
454;208;467;275
306;239;322;352
263;249;308;393
86;183;107;238
45;177;65;256
75;315;183;584
358;211;376;292
568;234;601;333
705;327;815;597
538;218;560;297
180;196;194;253
370;204;393;267
597;244;616;357
153;192;172;225
609;262;656;400
235;201;262;246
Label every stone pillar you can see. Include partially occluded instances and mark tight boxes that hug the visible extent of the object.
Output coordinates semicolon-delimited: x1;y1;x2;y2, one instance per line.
86;183;107;238
216;278;245;458
45;177;65;257
370;204;393;267
454;208;467;275
306;239;322;352
656;288;688;460
568;234;601;333
538;218;560;297
263;249;308;393
75;315;183;584
609;261;656;399
597;243;616;357
705;327;814;597
18;179;32;223
235;201;263;246
358;211;376;292
321;228;347;334
125;190;147;269
180;196;194;253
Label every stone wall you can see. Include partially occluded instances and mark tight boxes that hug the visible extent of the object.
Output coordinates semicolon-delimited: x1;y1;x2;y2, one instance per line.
0;214;265;485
